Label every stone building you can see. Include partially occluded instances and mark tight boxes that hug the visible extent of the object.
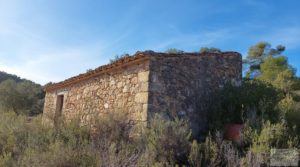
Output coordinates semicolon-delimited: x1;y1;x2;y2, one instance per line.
43;51;242;137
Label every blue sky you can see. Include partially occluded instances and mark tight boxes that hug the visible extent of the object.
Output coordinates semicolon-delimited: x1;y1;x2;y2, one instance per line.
0;0;299;84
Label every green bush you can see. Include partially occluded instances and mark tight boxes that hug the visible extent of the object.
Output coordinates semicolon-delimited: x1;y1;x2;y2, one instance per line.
250;121;298;154
239;120;299;166
208;79;283;130
277;94;300;135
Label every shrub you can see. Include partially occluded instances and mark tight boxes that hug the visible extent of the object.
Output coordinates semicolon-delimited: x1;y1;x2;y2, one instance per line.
208;79;283;131
278;94;300;135
199;47;221;53
139;114;191;166
165;48;184;54
188;140;203;167
109;53;131;63
188;131;243;167
238;121;299;166
250;121;299;154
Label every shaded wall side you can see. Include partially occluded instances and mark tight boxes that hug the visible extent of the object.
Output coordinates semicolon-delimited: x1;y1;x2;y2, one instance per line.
42;60;150;124
148;54;242;138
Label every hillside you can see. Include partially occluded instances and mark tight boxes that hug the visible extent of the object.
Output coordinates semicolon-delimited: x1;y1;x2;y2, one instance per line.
0;71;29;83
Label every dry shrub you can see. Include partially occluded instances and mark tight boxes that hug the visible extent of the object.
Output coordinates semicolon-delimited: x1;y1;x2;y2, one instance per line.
138;114;192;166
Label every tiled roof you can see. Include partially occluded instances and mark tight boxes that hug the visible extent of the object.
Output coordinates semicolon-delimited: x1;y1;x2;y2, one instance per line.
44;51;240;91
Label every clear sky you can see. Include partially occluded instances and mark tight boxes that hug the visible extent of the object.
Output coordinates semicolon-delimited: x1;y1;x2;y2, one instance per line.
0;0;299;84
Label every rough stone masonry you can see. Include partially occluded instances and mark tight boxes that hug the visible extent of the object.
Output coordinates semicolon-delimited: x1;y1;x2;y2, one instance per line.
43;51;242;137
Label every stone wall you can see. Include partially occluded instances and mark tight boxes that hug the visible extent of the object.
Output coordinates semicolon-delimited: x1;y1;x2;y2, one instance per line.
43;59;150;124
147;52;242;138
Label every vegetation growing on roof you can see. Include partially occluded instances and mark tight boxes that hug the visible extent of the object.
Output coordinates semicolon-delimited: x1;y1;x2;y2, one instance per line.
200;47;221;53
109;53;131;63
165;48;184;54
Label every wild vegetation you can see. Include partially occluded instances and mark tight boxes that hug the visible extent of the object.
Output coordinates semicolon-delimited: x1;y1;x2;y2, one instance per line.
0;103;298;166
0;42;299;166
0;72;44;116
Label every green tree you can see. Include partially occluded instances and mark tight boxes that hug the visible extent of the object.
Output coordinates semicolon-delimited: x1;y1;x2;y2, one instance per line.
0;79;44;115
244;42;285;78
259;56;296;93
17;81;45;115
244;42;298;94
0;80;21;113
